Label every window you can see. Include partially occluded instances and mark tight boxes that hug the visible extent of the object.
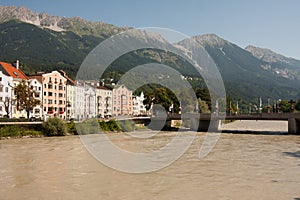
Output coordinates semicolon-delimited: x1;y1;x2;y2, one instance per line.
0;77;2;81
48;84;53;89
48;99;53;104
59;100;63;105
5;87;8;93
0;106;2;111
44;84;46;88
0;86;3;92
44;92;46;96
0;97;2;102
59;93;63;98
59;85;63;90
48;92;53;96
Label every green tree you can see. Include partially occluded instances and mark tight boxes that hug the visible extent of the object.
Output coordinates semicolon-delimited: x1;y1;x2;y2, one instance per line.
295;99;300;111
14;80;40;120
42;117;67;136
198;98;211;113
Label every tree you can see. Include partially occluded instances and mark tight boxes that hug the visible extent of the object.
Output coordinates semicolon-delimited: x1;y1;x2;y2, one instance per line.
14;80;40;120
4;96;11;118
295;99;300;111
198;98;211;113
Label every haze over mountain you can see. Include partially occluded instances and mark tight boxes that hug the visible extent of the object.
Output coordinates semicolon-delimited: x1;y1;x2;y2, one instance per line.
0;5;299;101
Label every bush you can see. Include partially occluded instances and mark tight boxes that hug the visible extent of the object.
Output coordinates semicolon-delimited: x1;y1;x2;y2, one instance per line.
75;119;101;135
42;117;67;136
0;125;21;138
117;120;135;132
67;120;78;135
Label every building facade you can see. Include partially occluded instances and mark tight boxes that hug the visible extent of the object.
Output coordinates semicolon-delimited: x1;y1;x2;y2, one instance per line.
112;84;133;116
74;81;85;121
42;71;67;120
95;85;112;118
132;92;147;116
27;77;43;119
0;71;13;118
84;83;96;118
0;61;29;118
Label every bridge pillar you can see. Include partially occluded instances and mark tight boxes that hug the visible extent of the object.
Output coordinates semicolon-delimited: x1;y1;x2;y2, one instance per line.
288;118;300;134
190;118;220;132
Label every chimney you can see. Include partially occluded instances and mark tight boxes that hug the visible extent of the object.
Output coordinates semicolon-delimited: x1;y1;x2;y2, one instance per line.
16;60;19;70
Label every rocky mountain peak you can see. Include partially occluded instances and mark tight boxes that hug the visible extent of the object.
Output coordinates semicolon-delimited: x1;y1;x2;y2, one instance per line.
245;45;292;64
0;5;128;37
192;33;230;47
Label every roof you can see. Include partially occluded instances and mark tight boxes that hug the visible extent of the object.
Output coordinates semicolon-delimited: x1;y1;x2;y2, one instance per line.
58;70;75;85
97;85;111;90
0;62;28;80
28;75;43;84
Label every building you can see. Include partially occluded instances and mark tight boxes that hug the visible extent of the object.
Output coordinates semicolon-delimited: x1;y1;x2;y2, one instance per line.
0;61;29;118
42;71;67;119
84;83;96;118
27;76;43;119
132;92;147;116
95;85;112;118
74;81;85;121
112;84;133;116
0;70;13;118
58;70;76;120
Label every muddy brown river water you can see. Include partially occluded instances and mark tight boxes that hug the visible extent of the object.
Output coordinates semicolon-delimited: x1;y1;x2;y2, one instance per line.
1;120;300;200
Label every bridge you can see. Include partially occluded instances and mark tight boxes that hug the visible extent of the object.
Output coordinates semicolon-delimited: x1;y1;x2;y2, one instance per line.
119;113;300;134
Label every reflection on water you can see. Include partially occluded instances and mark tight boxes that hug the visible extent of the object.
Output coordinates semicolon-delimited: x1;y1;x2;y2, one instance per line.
0;121;300;200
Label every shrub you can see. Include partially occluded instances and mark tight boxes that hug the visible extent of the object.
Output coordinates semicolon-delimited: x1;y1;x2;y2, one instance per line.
67;120;78;135
117;120;135;132
75;119;101;135
0;125;21;138
42;117;67;136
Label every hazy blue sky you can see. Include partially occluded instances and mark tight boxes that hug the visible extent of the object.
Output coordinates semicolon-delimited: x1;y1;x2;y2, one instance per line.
1;0;300;59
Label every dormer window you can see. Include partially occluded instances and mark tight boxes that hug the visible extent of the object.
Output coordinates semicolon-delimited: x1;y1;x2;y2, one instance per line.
13;72;19;77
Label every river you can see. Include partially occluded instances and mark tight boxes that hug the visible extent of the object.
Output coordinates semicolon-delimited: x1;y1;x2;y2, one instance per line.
1;120;300;200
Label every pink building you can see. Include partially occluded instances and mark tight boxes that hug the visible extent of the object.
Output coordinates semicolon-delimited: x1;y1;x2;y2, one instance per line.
112;85;133;116
42;71;67;119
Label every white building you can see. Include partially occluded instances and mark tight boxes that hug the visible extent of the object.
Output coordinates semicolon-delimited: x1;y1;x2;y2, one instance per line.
27;77;43;119
0;70;13;118
74;81;85;121
84;83;96;118
132;92;147;116
95;85;112;118
0;61;29;118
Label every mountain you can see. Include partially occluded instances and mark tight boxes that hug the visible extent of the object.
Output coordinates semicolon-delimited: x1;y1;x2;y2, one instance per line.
0;6;129;38
179;34;300;100
245;45;300;80
0;5;299;102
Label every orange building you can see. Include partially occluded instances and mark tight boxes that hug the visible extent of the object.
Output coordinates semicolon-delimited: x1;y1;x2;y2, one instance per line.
42;71;67;119
112;84;133;116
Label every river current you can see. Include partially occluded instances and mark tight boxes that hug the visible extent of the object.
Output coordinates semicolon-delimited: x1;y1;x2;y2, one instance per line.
1;120;300;200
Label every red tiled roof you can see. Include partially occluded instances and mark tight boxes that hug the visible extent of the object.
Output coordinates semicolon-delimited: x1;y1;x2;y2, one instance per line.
0;62;28;80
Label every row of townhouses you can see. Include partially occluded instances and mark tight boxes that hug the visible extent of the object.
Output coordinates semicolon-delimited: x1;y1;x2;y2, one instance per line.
0;61;147;120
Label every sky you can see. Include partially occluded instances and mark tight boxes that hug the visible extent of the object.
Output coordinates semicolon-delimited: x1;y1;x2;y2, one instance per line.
1;0;300;59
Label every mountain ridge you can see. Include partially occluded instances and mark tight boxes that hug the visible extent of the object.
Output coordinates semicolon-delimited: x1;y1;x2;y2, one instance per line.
0;5;299;101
